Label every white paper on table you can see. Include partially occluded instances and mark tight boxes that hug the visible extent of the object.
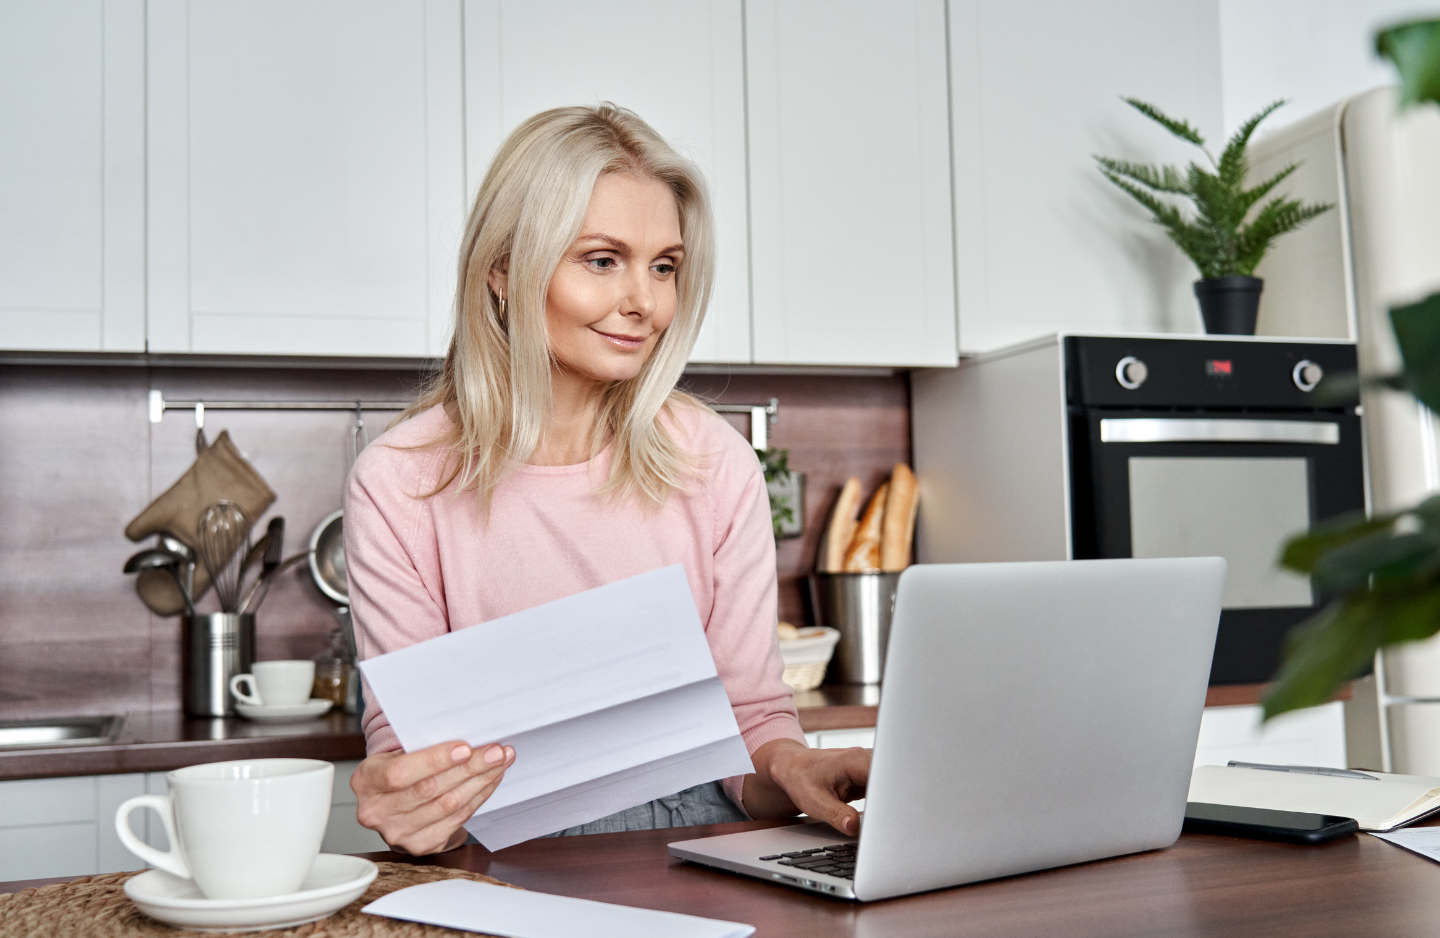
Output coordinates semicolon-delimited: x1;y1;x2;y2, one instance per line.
358;564;755;849
363;880;755;938
1371;826;1440;861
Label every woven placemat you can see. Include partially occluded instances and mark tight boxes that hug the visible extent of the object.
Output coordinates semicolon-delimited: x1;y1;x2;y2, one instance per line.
0;862;516;938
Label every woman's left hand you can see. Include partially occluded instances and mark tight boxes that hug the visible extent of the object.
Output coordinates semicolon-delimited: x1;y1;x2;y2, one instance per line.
743;739;871;836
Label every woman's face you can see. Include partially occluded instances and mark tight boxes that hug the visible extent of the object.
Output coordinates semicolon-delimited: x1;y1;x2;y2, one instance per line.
543;173;684;386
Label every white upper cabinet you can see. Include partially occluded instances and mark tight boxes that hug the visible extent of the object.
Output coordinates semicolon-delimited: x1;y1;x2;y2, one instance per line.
0;0;145;352
146;0;466;358
745;0;956;367
462;0;750;363
948;0;1224;352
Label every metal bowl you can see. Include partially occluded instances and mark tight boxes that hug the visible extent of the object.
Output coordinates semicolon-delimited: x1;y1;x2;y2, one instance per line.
309;510;348;604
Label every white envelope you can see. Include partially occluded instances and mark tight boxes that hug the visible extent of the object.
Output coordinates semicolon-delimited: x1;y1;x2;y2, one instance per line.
363;879;755;938
359;564;755;849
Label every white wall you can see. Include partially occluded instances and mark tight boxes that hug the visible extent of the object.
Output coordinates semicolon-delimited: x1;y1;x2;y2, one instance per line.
1220;0;1440;139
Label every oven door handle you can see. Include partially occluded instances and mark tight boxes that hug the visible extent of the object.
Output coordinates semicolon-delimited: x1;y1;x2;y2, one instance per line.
1099;418;1340;445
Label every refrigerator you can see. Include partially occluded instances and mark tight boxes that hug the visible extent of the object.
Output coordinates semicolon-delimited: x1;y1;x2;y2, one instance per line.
1250;86;1440;772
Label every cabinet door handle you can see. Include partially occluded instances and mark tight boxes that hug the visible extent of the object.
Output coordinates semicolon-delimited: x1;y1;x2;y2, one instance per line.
1099;418;1340;445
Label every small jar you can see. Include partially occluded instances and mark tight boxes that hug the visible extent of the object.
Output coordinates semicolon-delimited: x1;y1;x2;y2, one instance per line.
312;627;352;708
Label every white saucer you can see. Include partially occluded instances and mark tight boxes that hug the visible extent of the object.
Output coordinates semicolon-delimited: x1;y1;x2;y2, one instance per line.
124;853;377;932
236;698;333;723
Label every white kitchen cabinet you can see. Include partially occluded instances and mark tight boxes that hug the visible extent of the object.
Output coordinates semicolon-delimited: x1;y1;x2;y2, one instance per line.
0;773;146;881
146;0;466;358
0;0;145;352
948;0;1225;352
324;759;389;854
462;0;751;364
745;0;956;367
0;760;382;883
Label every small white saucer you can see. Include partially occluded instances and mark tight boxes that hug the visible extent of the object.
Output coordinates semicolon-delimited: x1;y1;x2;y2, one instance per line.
124;854;378;932
235;698;333;723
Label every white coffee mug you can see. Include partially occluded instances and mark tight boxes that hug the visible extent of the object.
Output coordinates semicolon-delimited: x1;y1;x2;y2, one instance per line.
230;659;315;707
115;758;333;900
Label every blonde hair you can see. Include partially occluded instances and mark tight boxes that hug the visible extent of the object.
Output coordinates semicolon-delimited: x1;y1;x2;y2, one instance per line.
404;104;714;507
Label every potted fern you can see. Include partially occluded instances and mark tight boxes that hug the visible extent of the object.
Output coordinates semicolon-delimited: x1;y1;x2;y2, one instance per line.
1096;100;1333;334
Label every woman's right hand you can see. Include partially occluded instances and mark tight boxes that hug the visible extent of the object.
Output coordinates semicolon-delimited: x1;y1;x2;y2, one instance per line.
352;740;515;855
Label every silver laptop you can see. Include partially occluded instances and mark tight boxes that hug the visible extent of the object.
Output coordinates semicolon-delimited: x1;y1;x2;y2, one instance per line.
669;557;1225;901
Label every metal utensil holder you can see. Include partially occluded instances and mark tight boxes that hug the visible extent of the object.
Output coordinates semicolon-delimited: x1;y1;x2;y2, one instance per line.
182;612;255;717
808;572;901;685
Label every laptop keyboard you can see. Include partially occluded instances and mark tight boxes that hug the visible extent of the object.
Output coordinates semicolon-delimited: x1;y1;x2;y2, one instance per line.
759;842;858;879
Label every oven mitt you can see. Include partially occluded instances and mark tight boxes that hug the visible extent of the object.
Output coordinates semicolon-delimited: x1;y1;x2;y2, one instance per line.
125;430;276;616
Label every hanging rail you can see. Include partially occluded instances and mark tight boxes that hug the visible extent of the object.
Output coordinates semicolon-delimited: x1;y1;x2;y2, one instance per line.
148;392;781;449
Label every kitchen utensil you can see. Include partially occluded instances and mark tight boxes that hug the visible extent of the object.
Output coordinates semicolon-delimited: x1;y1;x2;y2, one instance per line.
182;612;254;717
235;699;333;724
237;551;311;616
162;535;200;606
808;571;900;684
197;501;251;613
230;660;316;707
114;758;334;900
308;510;347;604
123;547;197;616
122;546;185;574
121;854;376;932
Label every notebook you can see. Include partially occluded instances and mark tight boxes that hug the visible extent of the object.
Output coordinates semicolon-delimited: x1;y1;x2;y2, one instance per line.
1189;765;1440;831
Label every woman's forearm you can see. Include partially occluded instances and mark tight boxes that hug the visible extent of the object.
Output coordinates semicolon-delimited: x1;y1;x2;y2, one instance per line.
741;738;807;818
740;738;871;836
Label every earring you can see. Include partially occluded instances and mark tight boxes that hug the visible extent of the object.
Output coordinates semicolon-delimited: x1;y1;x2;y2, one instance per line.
498;294;506;321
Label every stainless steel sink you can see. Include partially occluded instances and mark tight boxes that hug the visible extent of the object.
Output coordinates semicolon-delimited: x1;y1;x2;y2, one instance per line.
0;715;124;751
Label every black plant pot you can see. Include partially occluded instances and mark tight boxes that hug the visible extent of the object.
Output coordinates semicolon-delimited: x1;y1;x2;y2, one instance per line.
1194;276;1263;335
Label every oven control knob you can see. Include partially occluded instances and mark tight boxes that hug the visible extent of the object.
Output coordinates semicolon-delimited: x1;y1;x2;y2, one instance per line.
1115;356;1148;390
1293;360;1324;392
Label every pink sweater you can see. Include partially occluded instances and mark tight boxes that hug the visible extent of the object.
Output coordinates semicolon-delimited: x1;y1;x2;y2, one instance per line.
343;401;805;812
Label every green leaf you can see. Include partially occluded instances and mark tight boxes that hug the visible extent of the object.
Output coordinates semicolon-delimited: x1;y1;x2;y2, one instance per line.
1279;510;1397;573
1262;600;1380;719
1122;98;1205;146
1391;292;1440;414
1377;19;1440;108
1218;100;1286;187
1310;531;1440;593
1374;582;1440;644
1236;163;1299;217
1092;157;1191;194
1234;198;1332;275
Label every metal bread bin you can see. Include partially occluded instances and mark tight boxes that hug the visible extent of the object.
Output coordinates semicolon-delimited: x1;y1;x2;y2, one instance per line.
808;572;900;685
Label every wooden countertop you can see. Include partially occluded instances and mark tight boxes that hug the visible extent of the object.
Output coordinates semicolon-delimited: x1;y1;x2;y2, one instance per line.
0;682;1333;781
0;710;366;782
8;818;1436;935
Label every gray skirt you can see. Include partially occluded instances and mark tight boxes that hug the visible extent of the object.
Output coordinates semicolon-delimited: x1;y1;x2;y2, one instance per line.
466;780;746;844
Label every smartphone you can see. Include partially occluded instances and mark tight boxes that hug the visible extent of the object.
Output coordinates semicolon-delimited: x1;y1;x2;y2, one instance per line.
1183;801;1358;845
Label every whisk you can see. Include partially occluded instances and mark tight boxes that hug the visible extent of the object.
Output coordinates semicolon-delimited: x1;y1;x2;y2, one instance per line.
197;501;251;613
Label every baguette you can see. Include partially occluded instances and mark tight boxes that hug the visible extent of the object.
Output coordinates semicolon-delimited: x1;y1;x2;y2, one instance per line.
822;477;864;572
843;483;889;572
881;464;919;572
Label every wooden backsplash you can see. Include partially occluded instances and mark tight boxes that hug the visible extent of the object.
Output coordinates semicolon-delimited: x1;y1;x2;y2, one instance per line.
0;363;909;720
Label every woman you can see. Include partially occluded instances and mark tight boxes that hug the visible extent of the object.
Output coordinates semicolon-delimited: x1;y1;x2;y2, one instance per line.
345;104;870;856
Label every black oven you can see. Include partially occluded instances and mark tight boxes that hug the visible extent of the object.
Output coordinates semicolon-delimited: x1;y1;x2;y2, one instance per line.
1064;336;1365;685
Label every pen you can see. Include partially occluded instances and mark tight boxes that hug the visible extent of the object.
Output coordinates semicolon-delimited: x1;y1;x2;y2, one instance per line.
1227;760;1378;781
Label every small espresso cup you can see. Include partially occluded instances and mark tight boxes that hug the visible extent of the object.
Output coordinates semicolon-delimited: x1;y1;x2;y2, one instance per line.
229;659;315;707
115;758;333;900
